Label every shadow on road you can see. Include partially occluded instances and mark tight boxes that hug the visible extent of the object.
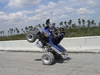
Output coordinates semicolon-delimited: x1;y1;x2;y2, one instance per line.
34;57;71;65
55;57;71;64
35;59;41;61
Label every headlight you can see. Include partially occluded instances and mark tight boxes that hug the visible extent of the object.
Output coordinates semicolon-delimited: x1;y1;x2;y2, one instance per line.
44;32;49;37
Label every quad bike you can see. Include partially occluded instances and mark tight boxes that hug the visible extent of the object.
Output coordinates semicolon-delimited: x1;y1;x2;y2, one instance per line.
26;20;67;65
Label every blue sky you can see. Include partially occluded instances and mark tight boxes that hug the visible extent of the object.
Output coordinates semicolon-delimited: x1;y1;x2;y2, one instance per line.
0;0;100;35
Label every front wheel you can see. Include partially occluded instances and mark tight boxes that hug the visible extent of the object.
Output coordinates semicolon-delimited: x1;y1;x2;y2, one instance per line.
41;52;55;65
26;31;36;43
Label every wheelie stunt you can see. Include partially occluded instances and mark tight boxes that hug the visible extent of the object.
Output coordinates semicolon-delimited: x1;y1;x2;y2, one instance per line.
26;19;68;65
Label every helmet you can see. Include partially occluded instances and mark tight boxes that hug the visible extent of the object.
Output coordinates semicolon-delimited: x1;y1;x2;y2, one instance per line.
45;19;55;29
59;26;65;32
46;19;50;25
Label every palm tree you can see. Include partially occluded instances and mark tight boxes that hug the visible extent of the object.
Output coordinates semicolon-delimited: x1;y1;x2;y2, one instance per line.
29;26;33;31
0;31;2;36
21;28;23;33
87;20;91;31
94;23;96;26
42;24;45;27
91;20;95;27
68;20;72;28
8;30;10;36
99;22;100;27
82;19;85;27
15;28;20;34
38;24;41;28
64;21;67;25
31;26;33;31
52;23;56;26
28;26;31;31
25;27;28;33
59;21;63;26
78;18;81;30
68;22;70;28
72;23;76;28
21;28;25;34
13;29;16;35
2;31;4;36
9;28;13;36
64;21;68;28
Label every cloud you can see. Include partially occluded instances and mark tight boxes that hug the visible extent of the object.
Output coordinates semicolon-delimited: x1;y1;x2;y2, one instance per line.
53;6;74;16
0;11;31;24
0;10;50;25
65;7;74;13
35;1;57;13
87;0;94;5
29;11;50;21
98;16;100;20
86;0;100;9
87;0;100;6
37;5;47;11
77;8;95;14
47;1;57;9
1;0;99;31
4;0;75;23
0;11;6;15
59;14;69;18
0;11;8;21
6;0;41;8
0;0;10;3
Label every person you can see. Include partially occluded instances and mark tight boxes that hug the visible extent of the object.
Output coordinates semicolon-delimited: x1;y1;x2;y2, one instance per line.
37;19;50;47
51;30;65;45
45;19;65;45
45;19;51;29
45;19;56;30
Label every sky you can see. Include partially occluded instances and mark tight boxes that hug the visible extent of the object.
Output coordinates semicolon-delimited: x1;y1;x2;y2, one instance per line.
0;0;100;35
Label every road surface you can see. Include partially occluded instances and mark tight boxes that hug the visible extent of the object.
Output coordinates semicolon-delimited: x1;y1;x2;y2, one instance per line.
0;51;100;75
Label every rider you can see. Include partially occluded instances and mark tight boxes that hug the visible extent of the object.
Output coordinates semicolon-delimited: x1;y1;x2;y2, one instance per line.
45;19;65;45
45;19;50;29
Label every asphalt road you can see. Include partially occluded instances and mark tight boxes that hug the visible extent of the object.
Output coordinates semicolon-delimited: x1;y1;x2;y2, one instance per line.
0;51;100;75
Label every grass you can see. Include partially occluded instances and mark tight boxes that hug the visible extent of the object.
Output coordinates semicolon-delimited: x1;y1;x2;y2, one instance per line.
0;26;100;41
0;34;26;41
65;26;100;37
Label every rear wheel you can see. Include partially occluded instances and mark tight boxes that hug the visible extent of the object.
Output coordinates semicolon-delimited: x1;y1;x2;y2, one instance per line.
41;52;55;65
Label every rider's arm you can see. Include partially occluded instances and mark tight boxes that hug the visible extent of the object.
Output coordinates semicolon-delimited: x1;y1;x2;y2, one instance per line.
52;31;57;38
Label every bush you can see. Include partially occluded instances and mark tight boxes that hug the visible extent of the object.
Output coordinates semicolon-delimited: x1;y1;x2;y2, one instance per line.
0;26;100;41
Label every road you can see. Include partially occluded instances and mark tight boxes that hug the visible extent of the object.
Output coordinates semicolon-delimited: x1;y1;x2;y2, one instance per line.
0;51;100;75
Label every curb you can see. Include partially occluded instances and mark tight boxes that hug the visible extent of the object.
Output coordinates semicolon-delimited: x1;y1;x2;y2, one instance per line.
0;50;100;54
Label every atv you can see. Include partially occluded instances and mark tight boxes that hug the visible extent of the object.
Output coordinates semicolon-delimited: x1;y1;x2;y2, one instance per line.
26;19;67;65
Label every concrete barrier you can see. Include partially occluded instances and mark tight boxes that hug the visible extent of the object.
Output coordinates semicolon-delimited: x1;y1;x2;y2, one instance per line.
0;40;41;52
0;36;100;52
60;36;100;52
